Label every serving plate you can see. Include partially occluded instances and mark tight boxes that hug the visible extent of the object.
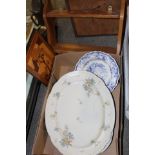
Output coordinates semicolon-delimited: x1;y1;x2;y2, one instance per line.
45;71;115;155
75;51;120;92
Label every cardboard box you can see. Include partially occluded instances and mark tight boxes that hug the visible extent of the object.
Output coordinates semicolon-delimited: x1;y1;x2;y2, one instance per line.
32;52;123;155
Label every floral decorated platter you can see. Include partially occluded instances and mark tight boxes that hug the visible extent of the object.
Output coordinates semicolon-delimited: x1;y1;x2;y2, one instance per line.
75;51;120;92
45;71;115;155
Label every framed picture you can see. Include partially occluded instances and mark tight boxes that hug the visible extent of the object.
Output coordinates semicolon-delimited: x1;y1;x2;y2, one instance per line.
26;31;55;85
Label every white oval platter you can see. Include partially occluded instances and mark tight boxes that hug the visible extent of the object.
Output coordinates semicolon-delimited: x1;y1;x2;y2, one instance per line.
75;51;120;92
45;71;115;155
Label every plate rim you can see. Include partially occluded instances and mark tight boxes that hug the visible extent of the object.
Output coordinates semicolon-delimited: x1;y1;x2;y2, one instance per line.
45;71;115;155
75;51;120;92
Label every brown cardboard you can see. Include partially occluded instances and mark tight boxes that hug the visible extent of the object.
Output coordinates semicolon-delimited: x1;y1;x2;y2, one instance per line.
32;52;122;155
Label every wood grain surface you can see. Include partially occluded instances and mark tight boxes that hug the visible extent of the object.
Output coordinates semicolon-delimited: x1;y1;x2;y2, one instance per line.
47;10;120;19
66;0;121;36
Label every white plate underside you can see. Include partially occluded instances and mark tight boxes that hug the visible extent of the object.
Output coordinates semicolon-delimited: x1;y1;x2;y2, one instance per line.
45;71;115;155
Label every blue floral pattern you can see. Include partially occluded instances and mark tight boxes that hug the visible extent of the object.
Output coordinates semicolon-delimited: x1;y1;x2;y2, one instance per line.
75;51;120;91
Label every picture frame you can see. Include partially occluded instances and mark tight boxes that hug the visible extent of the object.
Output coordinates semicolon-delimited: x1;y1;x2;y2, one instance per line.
26;31;55;85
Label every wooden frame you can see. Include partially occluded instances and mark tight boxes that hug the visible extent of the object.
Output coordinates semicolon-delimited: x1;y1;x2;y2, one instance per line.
26;31;55;85
43;0;126;55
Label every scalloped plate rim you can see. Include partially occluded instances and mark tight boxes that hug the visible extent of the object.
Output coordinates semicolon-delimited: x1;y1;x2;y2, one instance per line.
75;51;120;92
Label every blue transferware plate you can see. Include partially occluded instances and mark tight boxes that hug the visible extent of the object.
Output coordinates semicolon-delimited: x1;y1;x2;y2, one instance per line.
75;51;120;92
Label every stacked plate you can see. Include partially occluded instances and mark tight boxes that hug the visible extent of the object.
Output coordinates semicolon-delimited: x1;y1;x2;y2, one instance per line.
45;51;120;155
75;51;120;92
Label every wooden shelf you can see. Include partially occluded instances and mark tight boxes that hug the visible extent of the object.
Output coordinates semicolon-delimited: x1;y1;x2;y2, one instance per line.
43;0;126;55
54;43;116;54
46;10;120;19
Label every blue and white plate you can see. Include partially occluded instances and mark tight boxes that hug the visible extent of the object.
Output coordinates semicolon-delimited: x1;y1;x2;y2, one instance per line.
75;51;120;92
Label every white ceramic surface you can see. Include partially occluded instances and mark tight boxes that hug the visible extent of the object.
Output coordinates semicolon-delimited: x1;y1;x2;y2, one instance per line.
75;51;120;92
45;71;115;155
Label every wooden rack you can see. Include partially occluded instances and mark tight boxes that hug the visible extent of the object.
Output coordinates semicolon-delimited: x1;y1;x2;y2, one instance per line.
43;0;126;55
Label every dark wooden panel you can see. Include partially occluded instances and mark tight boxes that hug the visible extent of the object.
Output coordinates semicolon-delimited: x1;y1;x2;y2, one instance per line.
66;0;120;12
66;0;121;36
73;18;119;35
